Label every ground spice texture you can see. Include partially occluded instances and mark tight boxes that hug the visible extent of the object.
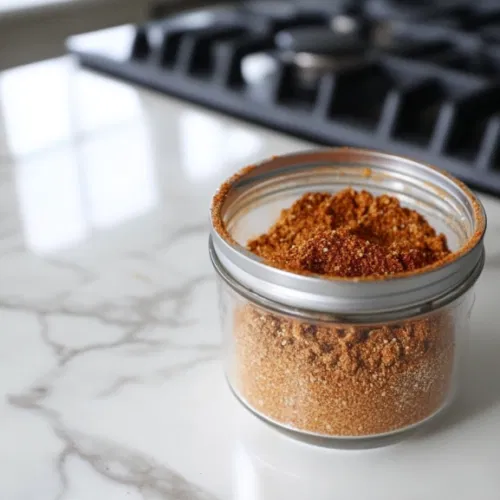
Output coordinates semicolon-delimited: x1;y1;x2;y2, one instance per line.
233;189;456;437
248;189;450;277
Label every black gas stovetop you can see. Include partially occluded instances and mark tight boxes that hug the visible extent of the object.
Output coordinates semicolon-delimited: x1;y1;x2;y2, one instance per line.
68;0;500;195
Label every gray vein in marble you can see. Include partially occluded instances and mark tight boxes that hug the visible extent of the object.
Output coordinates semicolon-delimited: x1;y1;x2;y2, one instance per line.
55;446;71;500
40;317;153;366
44;257;97;285
0;273;214;327
0;211;220;497
9;391;219;500
97;354;217;398
0;299;139;327
132;275;213;327
37;313;65;358
27;298;218;368
7;296;220;499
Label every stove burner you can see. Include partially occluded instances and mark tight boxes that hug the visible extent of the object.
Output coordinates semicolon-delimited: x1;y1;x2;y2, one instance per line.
68;0;500;196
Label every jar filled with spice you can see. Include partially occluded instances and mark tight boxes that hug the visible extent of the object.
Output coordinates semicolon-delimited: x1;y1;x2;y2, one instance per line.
210;149;486;447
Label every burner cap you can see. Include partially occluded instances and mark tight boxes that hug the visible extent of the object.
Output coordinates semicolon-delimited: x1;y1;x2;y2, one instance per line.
275;27;366;56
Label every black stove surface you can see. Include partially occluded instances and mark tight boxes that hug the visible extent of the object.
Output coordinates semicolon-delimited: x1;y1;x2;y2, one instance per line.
68;0;500;194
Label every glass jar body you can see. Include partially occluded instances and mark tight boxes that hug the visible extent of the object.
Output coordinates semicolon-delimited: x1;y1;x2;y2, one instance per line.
210;149;485;446
218;276;473;443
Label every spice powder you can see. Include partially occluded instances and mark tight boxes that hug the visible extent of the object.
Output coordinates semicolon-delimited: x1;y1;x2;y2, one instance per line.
233;189;456;437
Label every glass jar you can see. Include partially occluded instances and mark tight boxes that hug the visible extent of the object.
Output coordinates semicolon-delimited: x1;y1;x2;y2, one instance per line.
210;148;486;448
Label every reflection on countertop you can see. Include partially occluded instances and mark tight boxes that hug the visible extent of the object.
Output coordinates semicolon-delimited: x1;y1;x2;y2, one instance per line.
0;58;290;255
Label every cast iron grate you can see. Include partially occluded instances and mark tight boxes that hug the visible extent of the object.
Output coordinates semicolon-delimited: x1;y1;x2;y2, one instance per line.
68;0;500;194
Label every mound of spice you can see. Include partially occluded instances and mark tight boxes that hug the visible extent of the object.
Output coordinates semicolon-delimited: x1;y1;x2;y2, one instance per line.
248;188;450;277
233;189;456;437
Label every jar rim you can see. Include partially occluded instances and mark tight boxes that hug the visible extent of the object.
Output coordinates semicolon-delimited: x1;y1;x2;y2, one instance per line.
210;148;486;315
210;237;484;323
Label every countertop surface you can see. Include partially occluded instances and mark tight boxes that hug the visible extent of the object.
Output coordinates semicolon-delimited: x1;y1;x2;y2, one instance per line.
1;57;500;500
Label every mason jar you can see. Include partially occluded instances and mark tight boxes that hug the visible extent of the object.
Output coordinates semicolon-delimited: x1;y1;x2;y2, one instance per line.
209;148;486;448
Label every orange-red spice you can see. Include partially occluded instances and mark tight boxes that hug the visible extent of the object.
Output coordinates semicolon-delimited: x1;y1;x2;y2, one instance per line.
231;189;457;437
248;189;450;277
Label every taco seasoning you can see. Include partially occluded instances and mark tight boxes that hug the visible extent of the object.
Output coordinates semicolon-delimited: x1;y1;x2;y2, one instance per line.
210;149;486;447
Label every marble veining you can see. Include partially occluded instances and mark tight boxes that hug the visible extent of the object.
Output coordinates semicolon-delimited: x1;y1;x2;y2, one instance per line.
0;216;221;498
1;58;500;500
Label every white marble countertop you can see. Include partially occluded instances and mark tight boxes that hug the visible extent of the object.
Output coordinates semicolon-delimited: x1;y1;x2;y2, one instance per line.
1;57;500;500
